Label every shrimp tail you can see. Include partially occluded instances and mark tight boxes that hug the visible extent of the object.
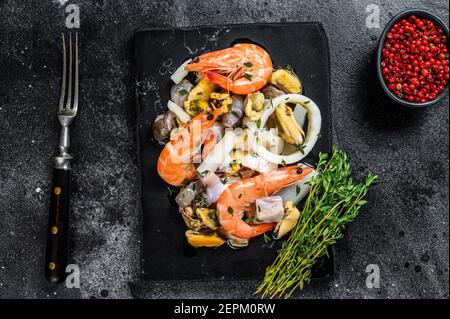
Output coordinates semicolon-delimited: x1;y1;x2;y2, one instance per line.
248;223;276;237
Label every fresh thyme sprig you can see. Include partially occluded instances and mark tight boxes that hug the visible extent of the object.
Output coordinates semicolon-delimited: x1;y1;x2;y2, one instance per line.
255;146;378;299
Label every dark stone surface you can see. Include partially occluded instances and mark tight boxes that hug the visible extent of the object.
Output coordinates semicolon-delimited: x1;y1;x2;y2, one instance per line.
0;0;448;299
135;24;334;283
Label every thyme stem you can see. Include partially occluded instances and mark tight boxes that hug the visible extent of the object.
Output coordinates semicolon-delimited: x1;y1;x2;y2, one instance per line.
256;146;378;298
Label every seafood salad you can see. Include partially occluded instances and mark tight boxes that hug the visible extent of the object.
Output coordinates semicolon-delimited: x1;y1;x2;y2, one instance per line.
153;43;322;249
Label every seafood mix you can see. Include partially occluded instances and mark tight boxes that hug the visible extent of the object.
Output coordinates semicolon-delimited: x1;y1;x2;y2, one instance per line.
153;43;322;249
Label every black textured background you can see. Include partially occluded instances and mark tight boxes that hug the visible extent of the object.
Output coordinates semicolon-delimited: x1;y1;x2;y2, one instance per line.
0;0;448;299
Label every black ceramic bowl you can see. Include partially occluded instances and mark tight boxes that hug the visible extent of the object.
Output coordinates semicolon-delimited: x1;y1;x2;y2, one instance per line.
377;9;449;108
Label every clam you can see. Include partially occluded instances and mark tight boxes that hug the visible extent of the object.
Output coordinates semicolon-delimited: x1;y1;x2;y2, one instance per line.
152;111;175;143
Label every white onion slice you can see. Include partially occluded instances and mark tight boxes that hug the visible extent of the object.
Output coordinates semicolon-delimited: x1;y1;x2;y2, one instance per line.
256;94;321;165
170;59;192;84
197;131;236;178
293;104;308;129
281;143;297;156
242;117;257;131
260;129;284;155
276;166;318;205
167;100;191;123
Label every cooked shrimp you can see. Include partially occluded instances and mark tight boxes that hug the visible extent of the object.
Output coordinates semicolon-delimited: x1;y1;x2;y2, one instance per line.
157;108;221;186
185;43;272;95
216;164;314;239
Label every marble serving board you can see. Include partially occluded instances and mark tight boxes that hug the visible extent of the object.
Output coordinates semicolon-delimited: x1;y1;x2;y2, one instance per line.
134;23;333;281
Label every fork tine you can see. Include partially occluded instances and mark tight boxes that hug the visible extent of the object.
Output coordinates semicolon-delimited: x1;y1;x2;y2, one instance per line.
72;32;78;113
58;34;66;111
65;33;73;110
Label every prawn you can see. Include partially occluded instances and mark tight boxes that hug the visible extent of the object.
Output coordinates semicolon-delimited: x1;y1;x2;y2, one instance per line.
185;43;272;95
216;164;314;239
157;108;221;186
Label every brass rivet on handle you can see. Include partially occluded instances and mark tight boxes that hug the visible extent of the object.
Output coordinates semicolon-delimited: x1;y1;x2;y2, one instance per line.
54;187;61;195
51;226;58;235
48;262;56;270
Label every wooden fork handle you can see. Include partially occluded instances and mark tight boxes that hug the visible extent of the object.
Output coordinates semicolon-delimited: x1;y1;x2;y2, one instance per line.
45;168;71;283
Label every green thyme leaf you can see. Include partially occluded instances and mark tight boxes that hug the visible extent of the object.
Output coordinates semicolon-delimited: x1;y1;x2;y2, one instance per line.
193;192;208;208
200;170;209;176
256;145;379;299
297;144;306;154
231;110;240;118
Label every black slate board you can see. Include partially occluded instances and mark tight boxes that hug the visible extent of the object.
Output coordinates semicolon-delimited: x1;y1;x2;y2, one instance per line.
134;23;333;281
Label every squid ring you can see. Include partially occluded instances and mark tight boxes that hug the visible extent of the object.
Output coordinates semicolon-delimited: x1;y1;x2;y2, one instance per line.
255;94;322;165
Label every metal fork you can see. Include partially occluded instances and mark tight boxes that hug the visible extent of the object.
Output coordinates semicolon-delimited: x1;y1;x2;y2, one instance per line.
45;32;78;283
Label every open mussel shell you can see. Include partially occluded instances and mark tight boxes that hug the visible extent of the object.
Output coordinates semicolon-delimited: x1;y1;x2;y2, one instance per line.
226;238;249;250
